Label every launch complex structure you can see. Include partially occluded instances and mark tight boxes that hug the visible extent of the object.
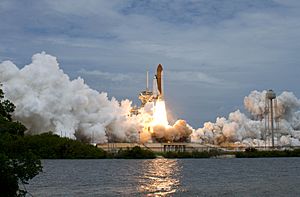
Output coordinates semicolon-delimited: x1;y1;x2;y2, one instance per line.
98;66;298;153
130;64;164;115
100;64;212;152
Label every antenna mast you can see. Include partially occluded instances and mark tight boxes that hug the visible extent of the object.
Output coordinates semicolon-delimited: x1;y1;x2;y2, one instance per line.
146;67;149;91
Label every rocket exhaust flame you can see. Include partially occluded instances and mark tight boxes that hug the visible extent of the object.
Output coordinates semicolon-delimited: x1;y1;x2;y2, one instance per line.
152;100;169;127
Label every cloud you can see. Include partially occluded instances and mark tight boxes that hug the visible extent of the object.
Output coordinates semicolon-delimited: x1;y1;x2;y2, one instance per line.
120;0;281;25
78;68;225;86
167;71;223;85
1;0;300;127
78;69;134;82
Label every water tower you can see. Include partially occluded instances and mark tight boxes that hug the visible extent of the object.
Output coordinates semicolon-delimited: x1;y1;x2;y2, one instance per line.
264;89;279;148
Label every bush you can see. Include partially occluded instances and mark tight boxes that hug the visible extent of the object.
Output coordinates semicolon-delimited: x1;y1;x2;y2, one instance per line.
114;146;156;159
236;149;300;158
245;147;258;152
23;133;107;159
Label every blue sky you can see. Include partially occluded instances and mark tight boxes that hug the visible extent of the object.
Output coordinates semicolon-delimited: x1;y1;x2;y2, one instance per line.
1;0;300;127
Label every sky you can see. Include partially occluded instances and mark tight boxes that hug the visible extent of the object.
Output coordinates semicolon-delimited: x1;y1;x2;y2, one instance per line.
1;0;300;128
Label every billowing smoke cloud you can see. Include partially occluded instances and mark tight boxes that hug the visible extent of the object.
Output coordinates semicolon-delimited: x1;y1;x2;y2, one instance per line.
244;90;300;120
0;52;193;143
136;102;193;143
152;120;193;142
0;52;139;143
2;52;300;146
192;90;300;146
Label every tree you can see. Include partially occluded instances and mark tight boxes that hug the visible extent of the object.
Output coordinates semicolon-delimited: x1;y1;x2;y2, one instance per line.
0;86;15;121
0;84;42;197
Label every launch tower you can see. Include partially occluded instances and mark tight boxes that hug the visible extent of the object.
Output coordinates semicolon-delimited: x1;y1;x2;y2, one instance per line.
138;64;165;107
264;89;279;148
138;69;153;107
130;64;165;116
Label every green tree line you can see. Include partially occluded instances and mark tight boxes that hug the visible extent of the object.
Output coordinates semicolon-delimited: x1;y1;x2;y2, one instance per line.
22;133;106;159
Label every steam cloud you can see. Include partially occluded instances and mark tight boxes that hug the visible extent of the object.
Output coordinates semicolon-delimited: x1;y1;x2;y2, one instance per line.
133;102;193;143
0;52;193;143
1;52;300;146
191;90;300;146
0;52;139;143
151;120;193;142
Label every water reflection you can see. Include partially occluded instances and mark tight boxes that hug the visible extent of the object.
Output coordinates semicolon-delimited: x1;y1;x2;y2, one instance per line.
138;159;181;196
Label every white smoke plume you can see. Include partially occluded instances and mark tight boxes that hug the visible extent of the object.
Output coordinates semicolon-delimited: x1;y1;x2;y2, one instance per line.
2;52;299;146
136;102;194;143
0;52;193;144
192;90;300;146
0;52;139;143
151;120;193;142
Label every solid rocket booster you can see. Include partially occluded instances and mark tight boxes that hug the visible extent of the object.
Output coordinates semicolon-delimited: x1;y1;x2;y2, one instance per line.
156;64;164;99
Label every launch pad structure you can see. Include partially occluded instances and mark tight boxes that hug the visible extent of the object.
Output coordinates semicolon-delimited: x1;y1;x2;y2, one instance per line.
141;64;164;101
97;142;224;153
100;67;291;152
131;64;165;116
138;68;153;107
142;63;164;101
97;142;299;153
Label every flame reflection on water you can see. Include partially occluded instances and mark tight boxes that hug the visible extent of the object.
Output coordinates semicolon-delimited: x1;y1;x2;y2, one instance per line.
138;158;181;196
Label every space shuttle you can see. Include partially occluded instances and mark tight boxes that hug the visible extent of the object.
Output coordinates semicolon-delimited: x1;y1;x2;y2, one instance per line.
153;64;164;100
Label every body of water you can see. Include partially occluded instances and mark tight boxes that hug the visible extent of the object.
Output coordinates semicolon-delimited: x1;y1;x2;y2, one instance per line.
27;158;300;196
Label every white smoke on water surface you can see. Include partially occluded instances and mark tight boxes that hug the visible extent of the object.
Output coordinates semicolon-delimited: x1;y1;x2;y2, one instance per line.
1;52;300;146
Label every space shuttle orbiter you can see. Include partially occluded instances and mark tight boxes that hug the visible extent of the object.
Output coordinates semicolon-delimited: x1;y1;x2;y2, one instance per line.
153;64;164;100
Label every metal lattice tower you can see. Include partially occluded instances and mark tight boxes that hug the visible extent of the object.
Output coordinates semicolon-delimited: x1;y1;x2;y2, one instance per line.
264;90;279;148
